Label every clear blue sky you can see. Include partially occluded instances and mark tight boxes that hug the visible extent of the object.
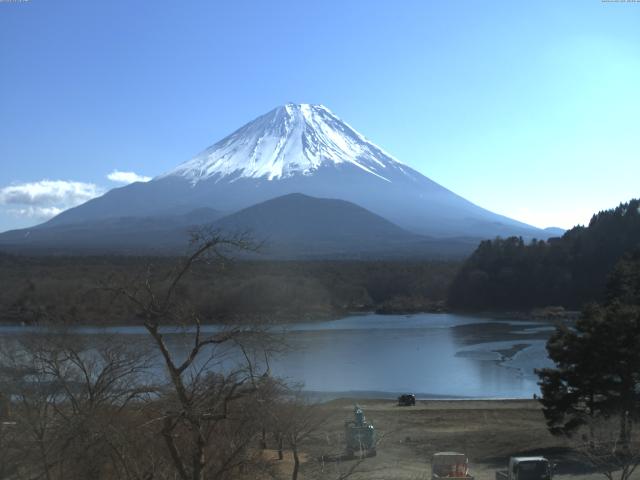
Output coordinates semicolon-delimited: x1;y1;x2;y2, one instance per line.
1;0;639;232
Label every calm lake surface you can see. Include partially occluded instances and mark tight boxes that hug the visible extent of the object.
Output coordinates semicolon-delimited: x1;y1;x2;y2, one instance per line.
0;313;556;399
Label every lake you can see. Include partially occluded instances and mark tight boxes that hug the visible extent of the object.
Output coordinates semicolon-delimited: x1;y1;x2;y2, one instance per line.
0;313;556;399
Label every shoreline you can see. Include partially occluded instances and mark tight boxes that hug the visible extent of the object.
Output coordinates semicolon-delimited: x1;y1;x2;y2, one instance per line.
310;392;538;403
0;308;577;328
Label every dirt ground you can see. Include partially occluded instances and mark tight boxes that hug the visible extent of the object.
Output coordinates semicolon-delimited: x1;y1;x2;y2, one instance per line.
291;399;637;480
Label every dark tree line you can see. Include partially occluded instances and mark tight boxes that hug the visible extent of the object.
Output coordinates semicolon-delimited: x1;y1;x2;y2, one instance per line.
448;199;640;311
536;250;640;480
0;255;459;326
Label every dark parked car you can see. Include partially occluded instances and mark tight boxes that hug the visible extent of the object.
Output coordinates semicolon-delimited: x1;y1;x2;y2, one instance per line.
398;394;416;406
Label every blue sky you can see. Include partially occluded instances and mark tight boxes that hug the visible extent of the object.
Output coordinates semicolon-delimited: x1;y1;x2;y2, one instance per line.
1;0;639;232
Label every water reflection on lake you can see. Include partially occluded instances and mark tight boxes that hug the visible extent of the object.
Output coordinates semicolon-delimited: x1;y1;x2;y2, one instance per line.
267;314;554;398
0;313;556;399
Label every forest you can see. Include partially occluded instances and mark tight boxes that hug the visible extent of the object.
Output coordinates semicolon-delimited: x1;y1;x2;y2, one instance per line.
0;254;458;325
2;199;639;326
448;199;640;311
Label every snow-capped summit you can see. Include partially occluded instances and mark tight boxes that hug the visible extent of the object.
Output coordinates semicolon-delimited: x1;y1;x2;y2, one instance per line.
26;103;553;244
165;103;408;183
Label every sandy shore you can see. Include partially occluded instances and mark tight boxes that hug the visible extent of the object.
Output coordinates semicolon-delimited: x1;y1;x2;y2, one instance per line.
291;399;625;480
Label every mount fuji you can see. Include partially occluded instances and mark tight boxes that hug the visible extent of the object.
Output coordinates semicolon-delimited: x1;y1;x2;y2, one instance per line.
0;104;553;257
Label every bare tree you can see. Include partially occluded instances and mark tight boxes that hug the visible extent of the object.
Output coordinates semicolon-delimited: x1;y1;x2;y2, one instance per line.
572;412;640;480
0;374;20;480
266;390;329;480
111;230;278;480
0;334;158;480
0;230;310;480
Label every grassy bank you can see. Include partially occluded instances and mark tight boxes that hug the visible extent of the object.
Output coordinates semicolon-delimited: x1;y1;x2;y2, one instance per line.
297;399;613;480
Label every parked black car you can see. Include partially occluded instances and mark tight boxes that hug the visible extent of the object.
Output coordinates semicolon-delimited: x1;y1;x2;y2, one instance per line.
398;394;416;406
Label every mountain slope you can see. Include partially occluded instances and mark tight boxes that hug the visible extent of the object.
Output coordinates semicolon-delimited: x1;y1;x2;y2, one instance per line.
0;208;221;254
216;193;412;242
212;193;479;258
218;193;483;258
165;103;402;182
39;104;548;241
0;194;478;258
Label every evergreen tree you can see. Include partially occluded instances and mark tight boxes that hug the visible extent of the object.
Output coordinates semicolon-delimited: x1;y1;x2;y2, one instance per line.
606;249;640;307
448;198;640;310
536;255;640;442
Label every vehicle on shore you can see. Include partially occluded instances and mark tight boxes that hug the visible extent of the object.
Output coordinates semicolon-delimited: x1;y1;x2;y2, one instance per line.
495;456;553;480
431;452;474;479
398;393;416;406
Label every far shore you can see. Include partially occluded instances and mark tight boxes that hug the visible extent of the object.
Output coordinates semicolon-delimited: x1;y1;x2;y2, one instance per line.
0;307;579;328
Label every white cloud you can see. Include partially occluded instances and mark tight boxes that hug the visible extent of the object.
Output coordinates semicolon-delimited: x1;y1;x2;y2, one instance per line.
107;170;151;184
8;206;64;218
0;180;103;220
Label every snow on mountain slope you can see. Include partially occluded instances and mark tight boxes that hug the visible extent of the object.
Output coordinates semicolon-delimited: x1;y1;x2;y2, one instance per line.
27;102;551;242
164;103;412;183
